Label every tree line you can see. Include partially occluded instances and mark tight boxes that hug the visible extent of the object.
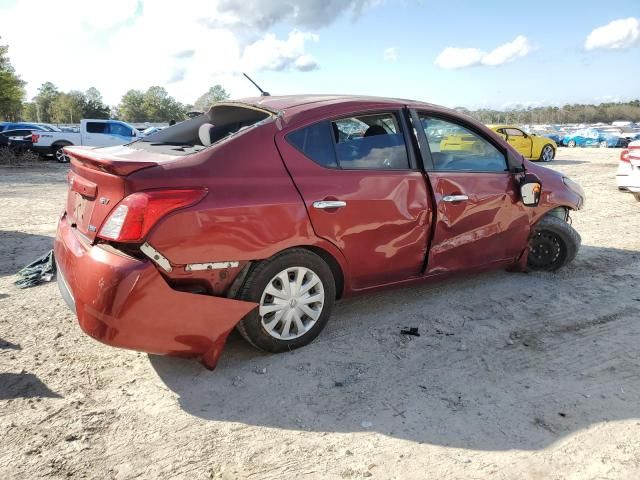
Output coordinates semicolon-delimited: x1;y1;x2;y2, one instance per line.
455;101;640;125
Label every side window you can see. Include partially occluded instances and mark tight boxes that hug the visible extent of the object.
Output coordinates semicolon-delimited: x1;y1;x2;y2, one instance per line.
504;128;524;137
419;116;507;172
109;122;134;137
286;122;337;167
331;112;409;169
86;122;108;134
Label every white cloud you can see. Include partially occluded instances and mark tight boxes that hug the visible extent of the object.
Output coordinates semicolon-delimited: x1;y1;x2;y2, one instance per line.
481;35;532;66
0;0;378;106
435;35;533;69
585;17;640;50
241;31;319;72
383;47;397;62
435;47;485;69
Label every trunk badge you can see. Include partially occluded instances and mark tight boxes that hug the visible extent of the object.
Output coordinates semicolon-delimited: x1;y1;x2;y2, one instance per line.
88;225;97;232
100;197;110;205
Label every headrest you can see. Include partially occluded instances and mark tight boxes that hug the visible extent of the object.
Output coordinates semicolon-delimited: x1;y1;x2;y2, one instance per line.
198;123;214;146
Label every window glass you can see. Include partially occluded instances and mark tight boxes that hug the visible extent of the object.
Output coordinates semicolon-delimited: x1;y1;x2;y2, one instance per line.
109;122;134;137
419;116;507;172
331;113;409;169
286;122;337;167
504;128;524;136
86;122;108;134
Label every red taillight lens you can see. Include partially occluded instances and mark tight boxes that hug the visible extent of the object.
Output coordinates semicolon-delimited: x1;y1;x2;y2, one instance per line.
31;133;40;143
620;149;630;163
98;188;207;242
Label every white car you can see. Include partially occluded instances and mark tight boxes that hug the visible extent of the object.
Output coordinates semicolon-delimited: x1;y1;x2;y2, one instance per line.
31;119;141;162
616;140;640;202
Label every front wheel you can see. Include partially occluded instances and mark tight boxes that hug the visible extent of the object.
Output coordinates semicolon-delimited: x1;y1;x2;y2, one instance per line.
599;140;608;148
236;249;336;353
567;140;576;148
528;215;581;271
539;144;554;162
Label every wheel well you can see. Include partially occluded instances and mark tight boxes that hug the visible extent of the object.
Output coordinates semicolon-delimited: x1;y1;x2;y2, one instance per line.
300;246;345;299
52;142;72;148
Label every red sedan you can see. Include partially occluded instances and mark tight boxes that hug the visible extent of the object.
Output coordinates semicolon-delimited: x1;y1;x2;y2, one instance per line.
54;95;584;369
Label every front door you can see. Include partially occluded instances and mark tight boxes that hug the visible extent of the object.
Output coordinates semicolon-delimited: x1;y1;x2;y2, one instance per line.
413;112;531;274
276;110;431;290
501;127;532;158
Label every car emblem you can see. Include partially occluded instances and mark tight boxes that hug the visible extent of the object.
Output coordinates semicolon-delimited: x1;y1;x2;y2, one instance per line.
88;225;97;232
100;197;110;205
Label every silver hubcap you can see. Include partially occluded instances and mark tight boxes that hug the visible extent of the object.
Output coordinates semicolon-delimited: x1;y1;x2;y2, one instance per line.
259;266;324;340
600;141;608;148
542;146;553;162
55;147;69;162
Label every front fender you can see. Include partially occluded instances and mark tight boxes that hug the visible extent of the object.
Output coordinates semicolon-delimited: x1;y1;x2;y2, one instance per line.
524;161;584;225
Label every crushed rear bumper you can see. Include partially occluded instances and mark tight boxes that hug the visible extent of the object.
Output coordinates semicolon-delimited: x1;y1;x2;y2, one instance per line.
54;215;256;369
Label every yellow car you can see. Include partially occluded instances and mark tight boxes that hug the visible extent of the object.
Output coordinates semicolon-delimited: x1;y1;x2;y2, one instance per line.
488;125;557;162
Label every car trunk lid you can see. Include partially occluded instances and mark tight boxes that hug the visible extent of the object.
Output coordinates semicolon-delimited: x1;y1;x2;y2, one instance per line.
64;145;174;242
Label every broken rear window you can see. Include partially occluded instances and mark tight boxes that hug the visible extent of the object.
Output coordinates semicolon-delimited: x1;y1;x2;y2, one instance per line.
130;104;274;156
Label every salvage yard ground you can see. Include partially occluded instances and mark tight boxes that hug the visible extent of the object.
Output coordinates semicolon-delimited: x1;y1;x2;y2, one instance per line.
1;148;639;479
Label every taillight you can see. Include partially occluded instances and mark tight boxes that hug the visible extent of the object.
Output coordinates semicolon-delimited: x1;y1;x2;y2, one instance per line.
97;188;207;243
620;149;630;163
31;133;40;143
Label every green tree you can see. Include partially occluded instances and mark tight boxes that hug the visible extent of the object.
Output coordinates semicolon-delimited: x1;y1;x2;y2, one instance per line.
83;87;110;118
141;86;185;122
0;40;25;121
118;89;146;122
193;84;230;112
50;91;86;123
32;82;60;123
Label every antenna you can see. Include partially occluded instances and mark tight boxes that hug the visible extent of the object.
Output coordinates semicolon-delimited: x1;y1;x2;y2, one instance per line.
243;73;271;97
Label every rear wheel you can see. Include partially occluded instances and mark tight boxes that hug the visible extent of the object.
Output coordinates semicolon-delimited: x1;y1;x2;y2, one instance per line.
528;215;581;271
539;144;554;162
567;140;576;148
236;249;336;353
599;140;608;148
53;143;72;163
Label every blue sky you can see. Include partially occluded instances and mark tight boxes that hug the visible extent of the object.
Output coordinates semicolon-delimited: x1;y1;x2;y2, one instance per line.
1;0;639;108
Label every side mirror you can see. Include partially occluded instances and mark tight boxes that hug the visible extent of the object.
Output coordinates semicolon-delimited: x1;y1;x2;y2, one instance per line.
520;174;541;207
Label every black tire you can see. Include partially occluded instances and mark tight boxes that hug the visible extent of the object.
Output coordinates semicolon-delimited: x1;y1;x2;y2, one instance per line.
538;144;555;162
527;215;581;271
236;248;336;353
52;143;72;163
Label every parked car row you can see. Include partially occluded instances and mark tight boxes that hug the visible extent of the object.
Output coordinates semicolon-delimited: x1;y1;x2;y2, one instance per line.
526;123;640;149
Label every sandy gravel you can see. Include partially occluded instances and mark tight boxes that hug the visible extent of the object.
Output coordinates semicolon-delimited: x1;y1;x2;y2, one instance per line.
1;148;639;479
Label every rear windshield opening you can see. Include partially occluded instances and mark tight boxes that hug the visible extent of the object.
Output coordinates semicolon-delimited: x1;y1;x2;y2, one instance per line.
130;104;273;156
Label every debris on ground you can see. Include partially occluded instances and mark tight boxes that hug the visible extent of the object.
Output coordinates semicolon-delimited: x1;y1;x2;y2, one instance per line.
400;327;420;336
14;250;56;289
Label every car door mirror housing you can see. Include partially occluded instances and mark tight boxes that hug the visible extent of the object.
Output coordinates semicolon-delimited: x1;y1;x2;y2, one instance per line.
520;174;542;207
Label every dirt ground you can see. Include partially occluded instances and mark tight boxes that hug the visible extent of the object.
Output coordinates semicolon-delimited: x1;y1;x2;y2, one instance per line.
1;148;639;479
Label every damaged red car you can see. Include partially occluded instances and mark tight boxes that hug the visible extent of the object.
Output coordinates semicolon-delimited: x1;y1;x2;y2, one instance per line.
54;95;585;369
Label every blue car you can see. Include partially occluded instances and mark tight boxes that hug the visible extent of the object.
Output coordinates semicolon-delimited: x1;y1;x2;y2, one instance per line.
562;128;626;148
0;122;60;133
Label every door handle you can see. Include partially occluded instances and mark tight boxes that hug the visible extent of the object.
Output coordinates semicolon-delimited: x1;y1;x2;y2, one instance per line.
442;195;469;202
313;200;347;209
